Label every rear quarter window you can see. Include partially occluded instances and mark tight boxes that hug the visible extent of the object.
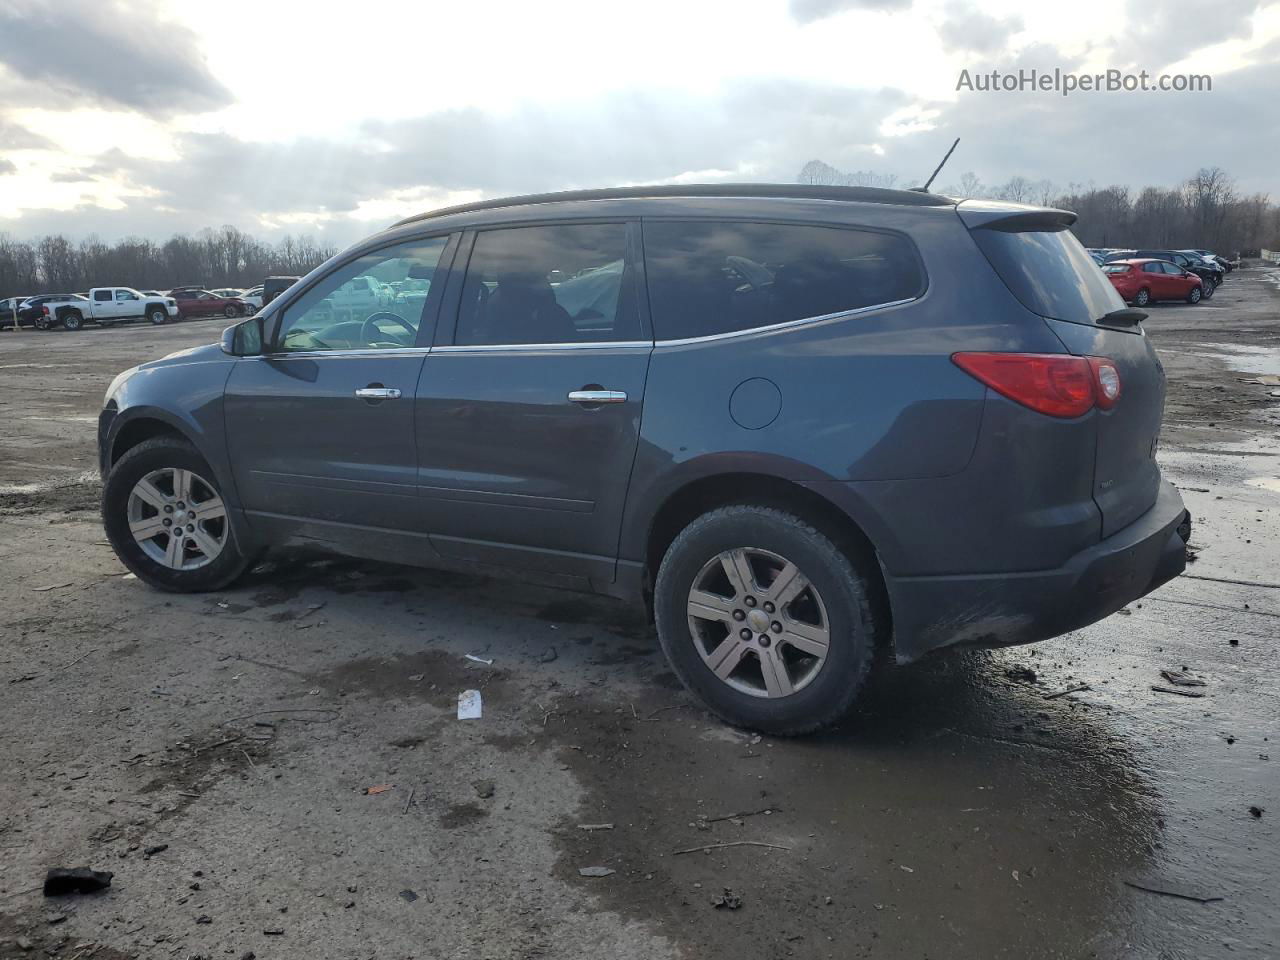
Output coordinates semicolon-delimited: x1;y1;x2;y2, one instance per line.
972;226;1124;326
643;220;924;340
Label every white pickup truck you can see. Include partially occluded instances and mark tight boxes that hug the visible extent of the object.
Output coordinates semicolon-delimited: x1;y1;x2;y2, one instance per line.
49;287;179;330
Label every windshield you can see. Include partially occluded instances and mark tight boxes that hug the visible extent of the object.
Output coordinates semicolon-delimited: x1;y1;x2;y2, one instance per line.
971;226;1125;326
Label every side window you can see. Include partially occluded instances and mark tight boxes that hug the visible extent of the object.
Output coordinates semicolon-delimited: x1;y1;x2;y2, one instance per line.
1143;263;1161;274
643;221;924;340
455;223;635;345
275;235;452;353
93;290;111;302
115;290;138;302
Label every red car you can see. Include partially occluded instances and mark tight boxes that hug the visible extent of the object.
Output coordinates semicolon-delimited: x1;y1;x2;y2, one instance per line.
1103;259;1203;306
169;288;249;320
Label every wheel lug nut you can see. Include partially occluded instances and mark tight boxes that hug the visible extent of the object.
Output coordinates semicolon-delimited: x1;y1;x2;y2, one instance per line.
186;525;194;533
732;610;745;621
759;636;772;648
763;601;775;613
739;628;752;640
164;505;173;513
744;596;757;608
162;518;171;527
771;622;782;633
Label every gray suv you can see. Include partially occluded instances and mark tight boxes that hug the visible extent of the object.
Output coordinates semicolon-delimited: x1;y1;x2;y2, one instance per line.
98;184;1190;734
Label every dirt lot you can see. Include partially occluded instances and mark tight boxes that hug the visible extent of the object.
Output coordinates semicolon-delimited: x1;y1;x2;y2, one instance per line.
1;271;1277;959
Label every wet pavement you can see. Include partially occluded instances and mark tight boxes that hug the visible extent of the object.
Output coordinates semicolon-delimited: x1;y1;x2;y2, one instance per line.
0;270;1277;958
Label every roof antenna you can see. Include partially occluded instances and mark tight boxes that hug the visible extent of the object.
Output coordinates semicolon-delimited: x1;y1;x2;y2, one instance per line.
915;137;960;193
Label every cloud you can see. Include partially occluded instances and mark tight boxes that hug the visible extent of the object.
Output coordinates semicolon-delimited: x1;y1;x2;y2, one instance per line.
936;3;1023;54
0;158;16;176
788;0;911;25
38;82;904;238
0;0;231;115
1116;0;1267;65
49;170;96;183
0;117;52;150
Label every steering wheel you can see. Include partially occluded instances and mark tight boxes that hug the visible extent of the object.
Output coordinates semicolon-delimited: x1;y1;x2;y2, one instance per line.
360;311;416;346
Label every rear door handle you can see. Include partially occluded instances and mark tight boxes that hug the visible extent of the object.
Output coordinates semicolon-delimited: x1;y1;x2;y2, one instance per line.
355;387;402;399
568;389;627;405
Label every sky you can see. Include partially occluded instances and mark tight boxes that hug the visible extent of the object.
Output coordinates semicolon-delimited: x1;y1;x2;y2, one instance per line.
1;0;1277;247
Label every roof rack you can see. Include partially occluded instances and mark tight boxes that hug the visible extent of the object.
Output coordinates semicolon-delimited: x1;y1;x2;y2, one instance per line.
394;182;954;227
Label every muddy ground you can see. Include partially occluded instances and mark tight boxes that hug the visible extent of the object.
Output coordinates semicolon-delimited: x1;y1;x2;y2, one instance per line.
1;270;1277;960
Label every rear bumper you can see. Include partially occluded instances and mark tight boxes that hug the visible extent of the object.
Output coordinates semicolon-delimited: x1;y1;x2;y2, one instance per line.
885;481;1189;663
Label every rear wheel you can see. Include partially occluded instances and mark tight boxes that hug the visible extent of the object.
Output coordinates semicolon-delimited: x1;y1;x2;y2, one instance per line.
1187;285;1202;304
33;314;50;331
102;437;251;592
61;310;83;331
654;505;878;735
1134;288;1151;307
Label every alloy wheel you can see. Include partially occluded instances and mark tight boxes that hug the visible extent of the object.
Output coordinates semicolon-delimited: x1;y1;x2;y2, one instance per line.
686;547;830;698
126;467;227;570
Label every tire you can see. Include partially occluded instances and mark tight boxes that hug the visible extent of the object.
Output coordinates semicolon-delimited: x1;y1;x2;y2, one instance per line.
61;310;83;331
147;306;168;325
1134;288;1151;307
102;437;251;592
224;305;240;318
33;314;50;331
1200;278;1215;300
653;505;878;735
1187;285;1202;304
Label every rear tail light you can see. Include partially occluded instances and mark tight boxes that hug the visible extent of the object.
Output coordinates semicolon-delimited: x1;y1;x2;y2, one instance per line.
952;352;1122;418
1088;357;1121;408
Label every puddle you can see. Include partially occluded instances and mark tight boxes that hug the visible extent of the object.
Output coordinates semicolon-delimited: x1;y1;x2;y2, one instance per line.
1246;476;1280;494
1194;344;1280;377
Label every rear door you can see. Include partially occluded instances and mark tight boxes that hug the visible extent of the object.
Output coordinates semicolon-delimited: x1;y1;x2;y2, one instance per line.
414;221;651;586
1141;262;1167;299
965;212;1166;537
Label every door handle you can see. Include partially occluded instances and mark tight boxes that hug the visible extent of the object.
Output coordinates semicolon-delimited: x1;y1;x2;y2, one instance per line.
354;387;402;399
568;389;627;405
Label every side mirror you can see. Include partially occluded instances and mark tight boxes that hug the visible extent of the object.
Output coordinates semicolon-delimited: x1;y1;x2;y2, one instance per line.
221;316;264;356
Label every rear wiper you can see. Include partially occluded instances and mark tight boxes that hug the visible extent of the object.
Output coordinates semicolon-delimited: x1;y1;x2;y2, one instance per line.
1099;308;1147;327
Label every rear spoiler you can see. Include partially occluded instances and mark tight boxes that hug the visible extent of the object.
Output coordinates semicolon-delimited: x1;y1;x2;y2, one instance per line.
956;199;1077;232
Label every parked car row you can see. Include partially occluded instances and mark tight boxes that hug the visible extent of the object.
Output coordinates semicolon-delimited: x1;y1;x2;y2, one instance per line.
1085;246;1236;308
1;277;300;332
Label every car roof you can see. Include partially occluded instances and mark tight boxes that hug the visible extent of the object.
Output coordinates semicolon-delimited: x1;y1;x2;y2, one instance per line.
393;182;956;228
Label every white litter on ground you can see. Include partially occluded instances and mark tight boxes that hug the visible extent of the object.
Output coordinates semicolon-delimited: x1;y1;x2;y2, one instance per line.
457;689;483;719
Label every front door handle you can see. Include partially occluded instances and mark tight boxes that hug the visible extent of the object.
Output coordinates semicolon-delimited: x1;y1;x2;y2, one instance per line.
568;389;627;405
355;387;402;399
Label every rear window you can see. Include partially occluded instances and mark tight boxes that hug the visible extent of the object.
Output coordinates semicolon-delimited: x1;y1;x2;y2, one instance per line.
972;227;1123;325
644;221;924;341
1102;264;1131;274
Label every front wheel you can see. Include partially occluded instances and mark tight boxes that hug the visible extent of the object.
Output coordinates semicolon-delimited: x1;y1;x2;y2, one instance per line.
1187;285;1202;304
147;307;168;325
1200;279;1215;299
102;437;251;592
33;314;50;331
654;505;878;735
224;305;240;318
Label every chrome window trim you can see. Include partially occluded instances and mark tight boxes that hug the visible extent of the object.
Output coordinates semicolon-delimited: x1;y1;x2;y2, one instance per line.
246;346;432;361
433;340;652;353
653;296;918;347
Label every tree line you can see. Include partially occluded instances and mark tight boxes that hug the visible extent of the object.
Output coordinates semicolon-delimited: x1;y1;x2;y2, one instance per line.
0;227;339;298
798;160;1276;256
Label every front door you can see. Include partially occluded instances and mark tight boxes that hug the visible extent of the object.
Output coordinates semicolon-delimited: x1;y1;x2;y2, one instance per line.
415;221;651;586
224;233;456;542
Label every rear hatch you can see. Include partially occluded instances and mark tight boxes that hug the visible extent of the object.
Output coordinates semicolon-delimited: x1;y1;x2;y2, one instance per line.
961;203;1166;538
